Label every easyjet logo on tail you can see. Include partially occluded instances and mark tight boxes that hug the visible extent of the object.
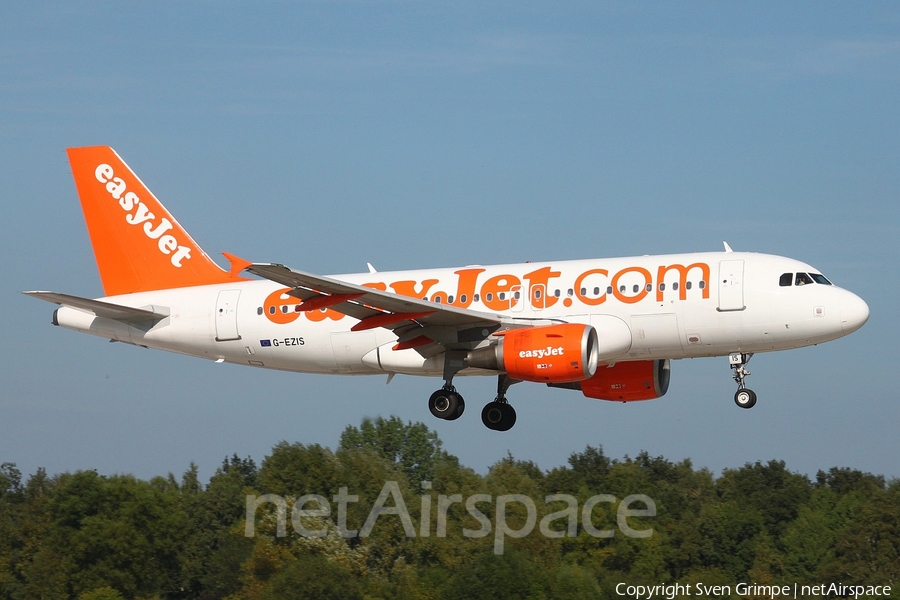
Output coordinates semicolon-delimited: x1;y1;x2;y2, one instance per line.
68;145;238;296
94;164;193;268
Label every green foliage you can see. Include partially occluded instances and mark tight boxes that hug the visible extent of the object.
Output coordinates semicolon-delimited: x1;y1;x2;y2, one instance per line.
717;460;812;538
0;463;23;500
0;418;897;600
77;586;126;600
338;416;448;484
258;554;362;600
447;548;552;600
178;457;257;597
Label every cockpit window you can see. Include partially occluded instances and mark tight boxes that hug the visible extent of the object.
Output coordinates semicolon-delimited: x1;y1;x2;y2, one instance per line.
779;273;793;287
795;272;814;286
810;273;832;285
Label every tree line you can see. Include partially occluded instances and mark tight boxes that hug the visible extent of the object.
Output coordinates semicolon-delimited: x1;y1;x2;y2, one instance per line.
1;416;897;599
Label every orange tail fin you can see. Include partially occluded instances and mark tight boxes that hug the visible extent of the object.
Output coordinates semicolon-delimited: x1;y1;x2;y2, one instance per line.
67;146;241;296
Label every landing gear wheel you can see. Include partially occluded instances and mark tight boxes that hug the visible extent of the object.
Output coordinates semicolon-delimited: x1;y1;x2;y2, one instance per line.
429;389;461;420
482;402;504;429
734;388;757;409
498;403;516;431
448;396;465;421
481;401;517;431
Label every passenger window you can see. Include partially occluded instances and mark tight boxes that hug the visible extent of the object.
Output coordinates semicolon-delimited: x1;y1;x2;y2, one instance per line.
257;307;263;316
593;287;600;295
659;283;666;291
498;292;505;301
514;291;520;300
554;289;561;298
269;306;276;315
607;286;613;295
779;273;793;287
699;281;706;290
534;289;542;299
632;284;639;293
580;287;587;296
460;294;467;303
474;294;480;303
795;273;813;286
646;284;653;292
686;281;692;290
672;282;678;291
448;295;454;304
486;292;493;302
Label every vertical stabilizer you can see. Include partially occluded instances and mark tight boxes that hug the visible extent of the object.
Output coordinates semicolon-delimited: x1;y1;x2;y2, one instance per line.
66;146;240;296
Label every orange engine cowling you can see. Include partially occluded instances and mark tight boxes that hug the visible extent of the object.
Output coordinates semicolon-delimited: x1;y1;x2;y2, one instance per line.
574;359;670;401
467;323;599;383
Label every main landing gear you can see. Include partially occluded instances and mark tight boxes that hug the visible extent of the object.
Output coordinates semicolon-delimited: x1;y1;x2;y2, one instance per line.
429;350;467;422
729;352;757;409
428;386;465;421
427;367;520;431
481;374;519;432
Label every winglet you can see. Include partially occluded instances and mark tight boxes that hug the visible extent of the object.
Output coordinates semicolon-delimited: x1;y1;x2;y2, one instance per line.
222;252;254;278
723;241;734;253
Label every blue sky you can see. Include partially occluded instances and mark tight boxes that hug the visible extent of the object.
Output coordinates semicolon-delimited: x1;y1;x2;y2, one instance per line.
2;2;898;483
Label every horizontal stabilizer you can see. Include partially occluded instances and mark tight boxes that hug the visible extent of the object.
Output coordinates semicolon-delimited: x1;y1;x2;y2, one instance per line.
23;291;168;322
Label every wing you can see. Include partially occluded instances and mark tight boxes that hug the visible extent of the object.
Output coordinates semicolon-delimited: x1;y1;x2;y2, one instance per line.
242;261;508;355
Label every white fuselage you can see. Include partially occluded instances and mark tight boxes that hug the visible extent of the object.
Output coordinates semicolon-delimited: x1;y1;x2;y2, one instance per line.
54;251;869;378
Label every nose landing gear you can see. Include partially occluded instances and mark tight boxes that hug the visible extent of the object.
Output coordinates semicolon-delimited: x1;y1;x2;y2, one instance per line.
730;353;757;409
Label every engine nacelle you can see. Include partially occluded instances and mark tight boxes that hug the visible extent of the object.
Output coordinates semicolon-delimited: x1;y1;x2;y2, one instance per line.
467;323;599;383
577;359;670;401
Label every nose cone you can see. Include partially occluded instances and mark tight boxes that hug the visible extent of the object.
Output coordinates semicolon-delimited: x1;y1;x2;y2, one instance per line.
840;291;870;335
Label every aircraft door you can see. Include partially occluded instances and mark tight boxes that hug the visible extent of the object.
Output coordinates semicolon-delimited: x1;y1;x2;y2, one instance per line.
718;260;745;312
530;284;546;311
215;290;242;341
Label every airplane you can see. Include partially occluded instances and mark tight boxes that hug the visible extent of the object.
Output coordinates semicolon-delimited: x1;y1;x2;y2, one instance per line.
25;146;870;431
